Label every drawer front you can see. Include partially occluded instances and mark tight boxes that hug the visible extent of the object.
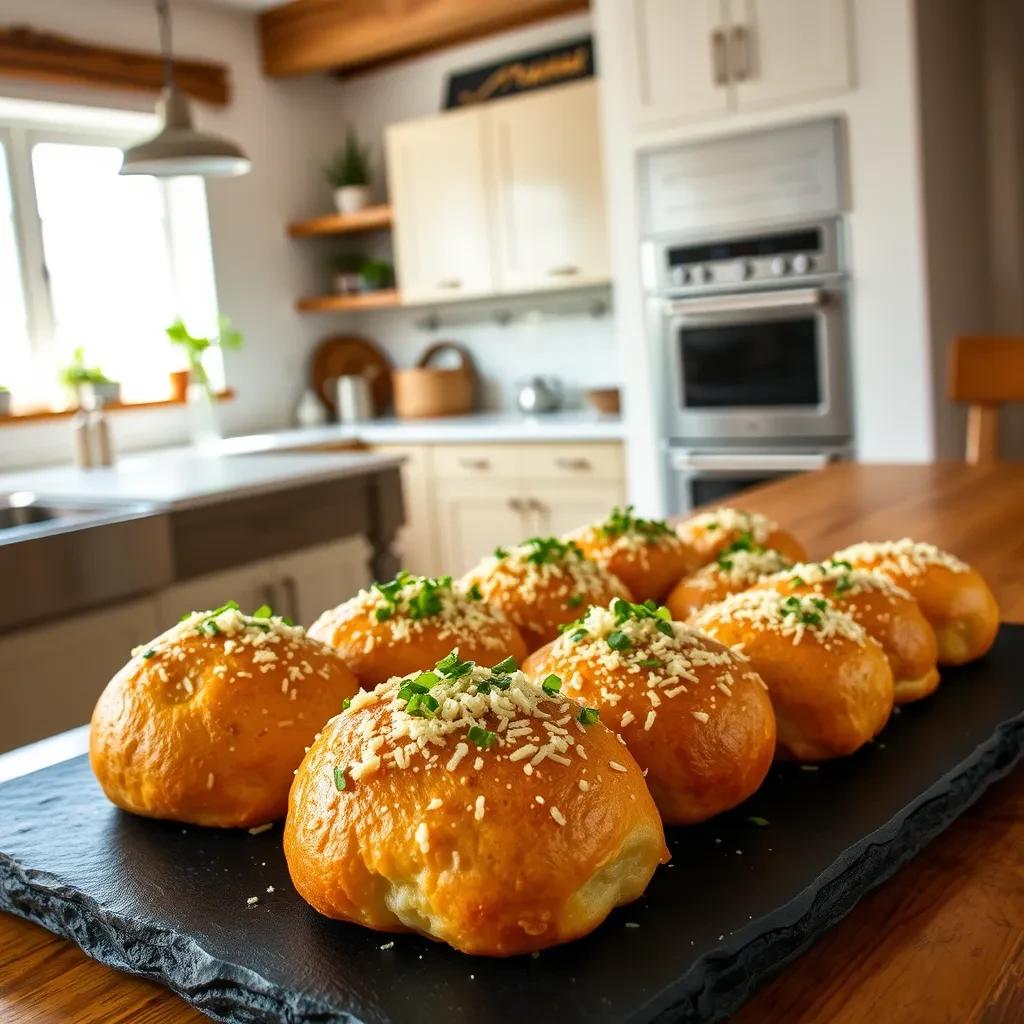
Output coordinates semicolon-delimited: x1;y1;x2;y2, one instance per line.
529;443;624;481
432;444;523;481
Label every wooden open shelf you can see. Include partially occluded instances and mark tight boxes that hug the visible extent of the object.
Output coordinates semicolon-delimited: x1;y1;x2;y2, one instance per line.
0;389;235;427
287;205;393;238
295;290;401;313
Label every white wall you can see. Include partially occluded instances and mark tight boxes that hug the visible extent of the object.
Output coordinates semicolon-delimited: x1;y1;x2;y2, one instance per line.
593;0;936;514
0;0;348;469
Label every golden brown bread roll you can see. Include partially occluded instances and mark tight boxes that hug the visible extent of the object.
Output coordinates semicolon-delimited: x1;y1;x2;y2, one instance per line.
665;545;793;622
566;506;700;601
308;571;527;687
755;561;940;703
693;590;894;762
90;602;359;828
832;540;999;666
461;536;631;651
522;599;775;825
676;507;807;568
284;649;668;956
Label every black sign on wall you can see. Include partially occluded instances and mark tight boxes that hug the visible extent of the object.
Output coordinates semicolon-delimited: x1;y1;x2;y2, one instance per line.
443;37;595;109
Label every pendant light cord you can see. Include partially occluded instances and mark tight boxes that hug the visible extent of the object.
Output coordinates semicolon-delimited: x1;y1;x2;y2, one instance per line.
156;0;175;89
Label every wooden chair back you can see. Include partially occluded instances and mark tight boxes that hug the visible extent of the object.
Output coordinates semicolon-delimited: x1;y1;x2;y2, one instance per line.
948;336;1024;463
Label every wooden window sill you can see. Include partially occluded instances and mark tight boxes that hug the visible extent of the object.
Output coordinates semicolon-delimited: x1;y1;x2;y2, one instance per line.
0;389;235;426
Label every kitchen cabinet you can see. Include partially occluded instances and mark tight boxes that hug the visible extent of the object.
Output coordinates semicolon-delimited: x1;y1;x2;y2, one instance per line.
622;0;851;129
488;82;610;292
381;441;626;575
386;81;609;302
159;536;370;629
385;107;496;304
0;597;161;752
371;444;442;577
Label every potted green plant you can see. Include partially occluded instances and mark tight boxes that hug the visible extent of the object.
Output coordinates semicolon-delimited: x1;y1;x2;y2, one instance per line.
0;386;10;417
325;127;372;215
165;316;244;395
329;252;366;295
358;258;394;292
58;347;121;407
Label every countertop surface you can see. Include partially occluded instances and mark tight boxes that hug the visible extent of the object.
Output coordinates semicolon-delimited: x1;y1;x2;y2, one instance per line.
216;409;624;452
0;447;403;511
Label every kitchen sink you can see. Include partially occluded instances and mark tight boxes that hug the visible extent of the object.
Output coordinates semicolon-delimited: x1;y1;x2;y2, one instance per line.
0;493;174;632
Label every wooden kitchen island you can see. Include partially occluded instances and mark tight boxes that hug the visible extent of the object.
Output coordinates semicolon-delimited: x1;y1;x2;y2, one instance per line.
1;462;1022;1024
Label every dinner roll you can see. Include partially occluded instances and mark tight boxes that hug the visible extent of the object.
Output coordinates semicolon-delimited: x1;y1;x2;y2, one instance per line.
676;507;806;568
832;540;999;666
567;506;700;602
285;650;668;957
756;560;940;703
693;590;894;762
308;571;527;687
461;536;631;651
665;543;793;622
90;602;359;828
523;599;775;825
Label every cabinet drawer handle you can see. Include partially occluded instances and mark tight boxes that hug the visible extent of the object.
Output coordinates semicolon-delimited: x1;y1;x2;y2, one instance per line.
711;28;728;86
458;457;491;471
508;497;525;512
526;498;545;513
437;278;462;289
548;265;579;277
555;457;593;471
730;25;750;81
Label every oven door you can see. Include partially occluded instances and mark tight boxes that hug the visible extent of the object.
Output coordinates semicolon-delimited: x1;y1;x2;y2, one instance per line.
668;448;840;516
659;286;850;442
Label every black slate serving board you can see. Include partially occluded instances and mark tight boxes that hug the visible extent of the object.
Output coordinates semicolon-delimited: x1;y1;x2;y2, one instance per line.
2;626;1023;1024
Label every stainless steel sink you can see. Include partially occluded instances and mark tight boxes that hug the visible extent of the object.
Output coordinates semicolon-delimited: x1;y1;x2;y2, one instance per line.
0;493;173;632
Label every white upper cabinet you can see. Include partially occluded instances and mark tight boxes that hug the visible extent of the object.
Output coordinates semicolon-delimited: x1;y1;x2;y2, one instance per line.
730;0;852;109
625;0;731;128
488;82;610;292
621;0;852;130
386;108;496;304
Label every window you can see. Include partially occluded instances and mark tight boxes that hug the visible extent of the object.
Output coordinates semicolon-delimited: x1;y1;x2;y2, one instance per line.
0;99;220;410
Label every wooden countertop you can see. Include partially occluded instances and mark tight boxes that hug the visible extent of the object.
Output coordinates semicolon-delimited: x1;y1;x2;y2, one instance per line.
1;461;1022;1023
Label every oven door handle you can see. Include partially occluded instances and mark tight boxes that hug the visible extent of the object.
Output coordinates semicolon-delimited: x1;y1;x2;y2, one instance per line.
664;288;827;317
670;451;833;473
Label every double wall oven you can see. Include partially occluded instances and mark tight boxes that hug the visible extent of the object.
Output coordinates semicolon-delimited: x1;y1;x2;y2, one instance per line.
642;122;852;514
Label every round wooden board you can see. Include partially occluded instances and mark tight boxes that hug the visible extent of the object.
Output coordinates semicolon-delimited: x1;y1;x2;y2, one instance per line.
310;335;393;415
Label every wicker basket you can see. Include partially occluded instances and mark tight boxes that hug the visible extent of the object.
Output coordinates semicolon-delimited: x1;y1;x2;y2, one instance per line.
393;342;477;419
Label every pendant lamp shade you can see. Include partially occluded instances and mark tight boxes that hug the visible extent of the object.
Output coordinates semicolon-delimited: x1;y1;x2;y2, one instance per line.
119;0;250;178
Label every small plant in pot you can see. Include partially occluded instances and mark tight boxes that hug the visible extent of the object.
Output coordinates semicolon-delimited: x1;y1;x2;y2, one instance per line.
358;259;394;292
58;347;121;407
325;128;372;215
329;253;366;295
0;385;10;417
165;316;244;396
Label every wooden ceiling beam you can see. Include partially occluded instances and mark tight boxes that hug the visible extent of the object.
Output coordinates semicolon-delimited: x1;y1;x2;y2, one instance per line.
0;26;230;107
259;0;589;79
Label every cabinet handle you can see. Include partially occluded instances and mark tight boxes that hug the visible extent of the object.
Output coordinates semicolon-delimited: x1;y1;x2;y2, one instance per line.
711;28;728;86
437;278;462;289
730;25;751;81
555;457;592;472
548;265;579;277
458;457;491;471
282;575;299;624
508;497;525;513
526;498;545;513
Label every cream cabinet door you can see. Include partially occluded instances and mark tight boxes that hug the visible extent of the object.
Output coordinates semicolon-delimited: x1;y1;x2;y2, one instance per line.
274;536;371;628
623;0;731;128
527;481;626;538
730;0;851;110
0;597;161;753
386;108;496;304
488;81;610;292
157;557;280;625
370;444;442;577
434;482;529;576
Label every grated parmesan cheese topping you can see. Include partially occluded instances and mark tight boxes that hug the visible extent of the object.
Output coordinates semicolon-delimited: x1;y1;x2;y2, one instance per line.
688;549;793;592
309;571;513;654
462;536;628;619
693;588;869;647
549;599;745;721
831;539;968;578
768;561;911;600
566;506;682;565
677;507;781;546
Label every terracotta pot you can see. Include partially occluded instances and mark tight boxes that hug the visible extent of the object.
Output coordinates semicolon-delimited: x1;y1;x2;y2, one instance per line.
170;370;191;402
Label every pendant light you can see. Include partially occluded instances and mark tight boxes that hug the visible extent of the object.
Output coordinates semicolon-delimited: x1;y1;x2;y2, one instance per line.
120;0;250;178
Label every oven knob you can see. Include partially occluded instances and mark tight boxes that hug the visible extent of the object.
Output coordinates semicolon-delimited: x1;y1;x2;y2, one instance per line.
770;256;789;276
792;253;813;274
694;265;713;284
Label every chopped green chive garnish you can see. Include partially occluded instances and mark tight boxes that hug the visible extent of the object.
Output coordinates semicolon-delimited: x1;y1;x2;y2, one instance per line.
578;706;600;726
606;630;632;652
494;546;508;559
599;505;672;543
333;767;347;791
142;649;156;659
342;697;352;710
638;658;661;669
789;576;806;588
405;692;439;717
747;816;770;827
566;594;584;608
374;606;393;622
491;656;518;673
466;583;483;601
834;575;853;595
201;620;221;636
541;674;562;695
467;725;496;749
830;558;853;571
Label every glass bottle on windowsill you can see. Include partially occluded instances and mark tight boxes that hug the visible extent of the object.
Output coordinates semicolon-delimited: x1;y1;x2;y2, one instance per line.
186;362;223;449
